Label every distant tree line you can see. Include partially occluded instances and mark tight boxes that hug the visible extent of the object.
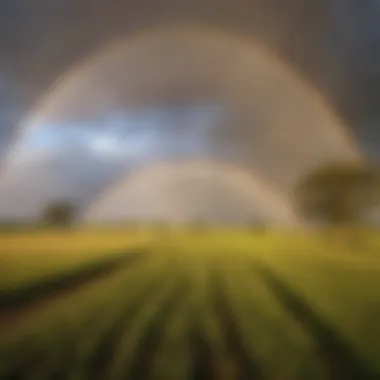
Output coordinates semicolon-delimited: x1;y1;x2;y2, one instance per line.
6;160;379;234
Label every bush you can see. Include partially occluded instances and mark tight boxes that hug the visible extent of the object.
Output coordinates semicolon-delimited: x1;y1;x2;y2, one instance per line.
42;201;77;227
294;161;380;228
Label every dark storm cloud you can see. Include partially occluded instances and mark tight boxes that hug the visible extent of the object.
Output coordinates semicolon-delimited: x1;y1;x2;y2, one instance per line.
1;0;380;222
0;73;24;153
1;0;380;152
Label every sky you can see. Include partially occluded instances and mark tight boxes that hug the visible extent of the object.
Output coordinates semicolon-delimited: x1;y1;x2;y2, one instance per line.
0;1;380;223
1;0;380;147
0;104;226;219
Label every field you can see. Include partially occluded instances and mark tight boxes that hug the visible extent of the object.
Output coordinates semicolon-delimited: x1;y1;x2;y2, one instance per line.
0;227;379;379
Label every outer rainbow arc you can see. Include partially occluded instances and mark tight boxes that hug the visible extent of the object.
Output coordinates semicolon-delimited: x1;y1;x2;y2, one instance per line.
15;24;361;161
1;25;365;224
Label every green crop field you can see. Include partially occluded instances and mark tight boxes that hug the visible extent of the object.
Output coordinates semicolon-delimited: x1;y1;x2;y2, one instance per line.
0;227;379;379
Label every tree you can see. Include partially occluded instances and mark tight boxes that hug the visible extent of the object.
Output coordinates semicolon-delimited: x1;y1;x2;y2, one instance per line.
294;162;380;227
42;200;76;227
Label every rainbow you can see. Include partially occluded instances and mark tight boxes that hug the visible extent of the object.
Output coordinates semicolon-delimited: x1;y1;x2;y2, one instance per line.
4;26;365;222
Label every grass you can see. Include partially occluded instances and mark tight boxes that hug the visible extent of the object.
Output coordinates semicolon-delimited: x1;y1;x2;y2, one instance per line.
0;227;150;290
0;226;379;379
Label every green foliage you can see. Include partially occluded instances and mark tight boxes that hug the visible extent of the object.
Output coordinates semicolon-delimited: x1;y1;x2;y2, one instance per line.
42;200;77;227
294;162;380;226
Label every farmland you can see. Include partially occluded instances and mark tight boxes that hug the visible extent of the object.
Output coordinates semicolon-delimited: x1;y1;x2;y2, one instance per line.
0;227;379;379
